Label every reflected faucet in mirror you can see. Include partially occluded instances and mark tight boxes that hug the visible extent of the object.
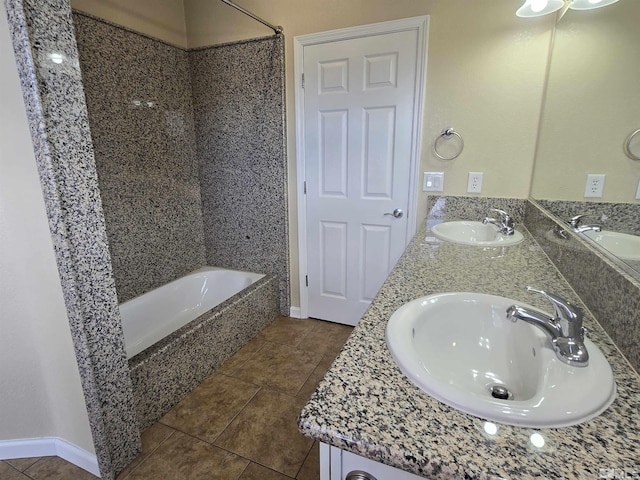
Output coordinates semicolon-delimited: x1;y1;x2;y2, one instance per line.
566;214;601;233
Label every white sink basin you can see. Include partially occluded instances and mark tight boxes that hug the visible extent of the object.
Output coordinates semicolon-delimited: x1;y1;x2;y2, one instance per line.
385;292;616;428
583;230;640;262
431;221;524;246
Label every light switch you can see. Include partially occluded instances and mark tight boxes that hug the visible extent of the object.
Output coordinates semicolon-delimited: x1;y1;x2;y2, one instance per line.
423;172;444;192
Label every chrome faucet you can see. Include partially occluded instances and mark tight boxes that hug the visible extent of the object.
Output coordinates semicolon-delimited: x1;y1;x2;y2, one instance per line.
567;214;602;233
482;208;515;235
506;287;589;367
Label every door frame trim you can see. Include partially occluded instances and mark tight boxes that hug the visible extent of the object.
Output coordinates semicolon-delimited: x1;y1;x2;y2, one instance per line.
294;16;429;319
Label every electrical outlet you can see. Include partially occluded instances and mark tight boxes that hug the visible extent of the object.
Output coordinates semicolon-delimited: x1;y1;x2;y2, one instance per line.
423;172;444;192
467;172;483;193
584;174;606;198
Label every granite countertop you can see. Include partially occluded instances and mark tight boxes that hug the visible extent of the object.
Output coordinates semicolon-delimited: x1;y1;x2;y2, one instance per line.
298;221;640;479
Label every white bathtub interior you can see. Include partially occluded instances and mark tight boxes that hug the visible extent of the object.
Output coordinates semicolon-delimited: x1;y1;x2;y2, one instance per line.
120;267;265;358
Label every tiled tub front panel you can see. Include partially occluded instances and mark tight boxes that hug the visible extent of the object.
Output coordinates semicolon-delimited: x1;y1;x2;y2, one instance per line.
129;274;279;430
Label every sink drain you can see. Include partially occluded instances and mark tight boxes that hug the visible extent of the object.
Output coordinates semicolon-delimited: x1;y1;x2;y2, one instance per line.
490;385;511;400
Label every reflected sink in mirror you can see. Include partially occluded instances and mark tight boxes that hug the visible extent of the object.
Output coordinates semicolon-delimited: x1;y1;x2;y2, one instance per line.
385;292;616;428
583;230;640;262
431;221;524;246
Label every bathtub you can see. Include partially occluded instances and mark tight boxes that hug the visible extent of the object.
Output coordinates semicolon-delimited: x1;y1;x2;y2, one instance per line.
124;266;279;429
120;267;265;358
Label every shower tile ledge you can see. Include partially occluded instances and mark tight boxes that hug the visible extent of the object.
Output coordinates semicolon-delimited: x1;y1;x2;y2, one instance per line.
298;223;640;479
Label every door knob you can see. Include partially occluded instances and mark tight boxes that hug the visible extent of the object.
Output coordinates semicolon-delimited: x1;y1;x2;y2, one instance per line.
384;208;403;218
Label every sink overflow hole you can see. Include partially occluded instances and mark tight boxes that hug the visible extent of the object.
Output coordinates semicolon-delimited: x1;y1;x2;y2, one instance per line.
490;385;511;400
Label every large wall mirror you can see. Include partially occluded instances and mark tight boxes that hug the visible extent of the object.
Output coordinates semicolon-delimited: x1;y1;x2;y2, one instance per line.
530;0;640;276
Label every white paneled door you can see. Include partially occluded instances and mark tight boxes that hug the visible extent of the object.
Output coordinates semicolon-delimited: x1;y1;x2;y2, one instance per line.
299;19;427;325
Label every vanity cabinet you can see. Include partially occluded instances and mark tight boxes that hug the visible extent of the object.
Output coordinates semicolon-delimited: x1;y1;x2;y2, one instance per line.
321;443;425;480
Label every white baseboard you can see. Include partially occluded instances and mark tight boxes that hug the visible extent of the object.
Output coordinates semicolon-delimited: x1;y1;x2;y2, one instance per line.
289;306;303;318
0;437;100;477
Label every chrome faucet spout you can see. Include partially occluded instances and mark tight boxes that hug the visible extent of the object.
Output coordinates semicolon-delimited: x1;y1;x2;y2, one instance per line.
506;286;589;367
482;217;499;227
506;305;562;341
482;208;515;236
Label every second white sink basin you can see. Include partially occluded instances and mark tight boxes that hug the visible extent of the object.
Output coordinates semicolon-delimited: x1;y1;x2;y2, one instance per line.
385;292;616;428
583;230;640;262
431;221;524;246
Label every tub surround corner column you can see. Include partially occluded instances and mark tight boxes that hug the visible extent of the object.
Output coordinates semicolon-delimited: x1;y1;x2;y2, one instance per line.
3;0;140;478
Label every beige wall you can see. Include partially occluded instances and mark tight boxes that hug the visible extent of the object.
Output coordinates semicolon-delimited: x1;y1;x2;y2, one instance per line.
531;1;640;202
71;0;188;47
0;4;94;454
66;0;555;309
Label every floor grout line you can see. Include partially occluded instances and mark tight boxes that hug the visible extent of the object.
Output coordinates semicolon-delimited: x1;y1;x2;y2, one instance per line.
21;457;44;480
220;339;268;376
2;461;26;476
211;385;262;446
293;441;317;480
117;429;177;480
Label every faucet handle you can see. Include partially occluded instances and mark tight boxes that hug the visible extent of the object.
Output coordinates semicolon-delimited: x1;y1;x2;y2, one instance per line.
525;286;583;336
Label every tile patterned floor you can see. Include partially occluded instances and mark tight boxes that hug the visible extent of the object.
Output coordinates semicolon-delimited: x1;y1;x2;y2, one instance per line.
0;317;352;480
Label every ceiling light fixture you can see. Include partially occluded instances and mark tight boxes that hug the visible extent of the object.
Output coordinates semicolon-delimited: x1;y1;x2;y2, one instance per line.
568;0;619;10
516;0;565;17
516;0;564;18
517;0;619;17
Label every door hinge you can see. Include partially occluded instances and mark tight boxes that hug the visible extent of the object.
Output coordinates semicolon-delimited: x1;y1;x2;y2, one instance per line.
303;180;307;194
301;73;305;88
305;275;308;287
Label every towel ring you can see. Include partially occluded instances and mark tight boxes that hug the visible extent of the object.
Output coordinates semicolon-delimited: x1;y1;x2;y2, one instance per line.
624;128;640;161
433;127;464;160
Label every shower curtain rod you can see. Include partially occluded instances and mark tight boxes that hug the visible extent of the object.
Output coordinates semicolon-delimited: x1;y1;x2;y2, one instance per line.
219;0;283;35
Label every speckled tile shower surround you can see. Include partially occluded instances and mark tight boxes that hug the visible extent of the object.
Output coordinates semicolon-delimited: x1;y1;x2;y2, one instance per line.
3;1;140;479
129;274;279;430
73;12;206;303
526;199;640;373
299;195;640;479
191;36;289;315
73;13;290;313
